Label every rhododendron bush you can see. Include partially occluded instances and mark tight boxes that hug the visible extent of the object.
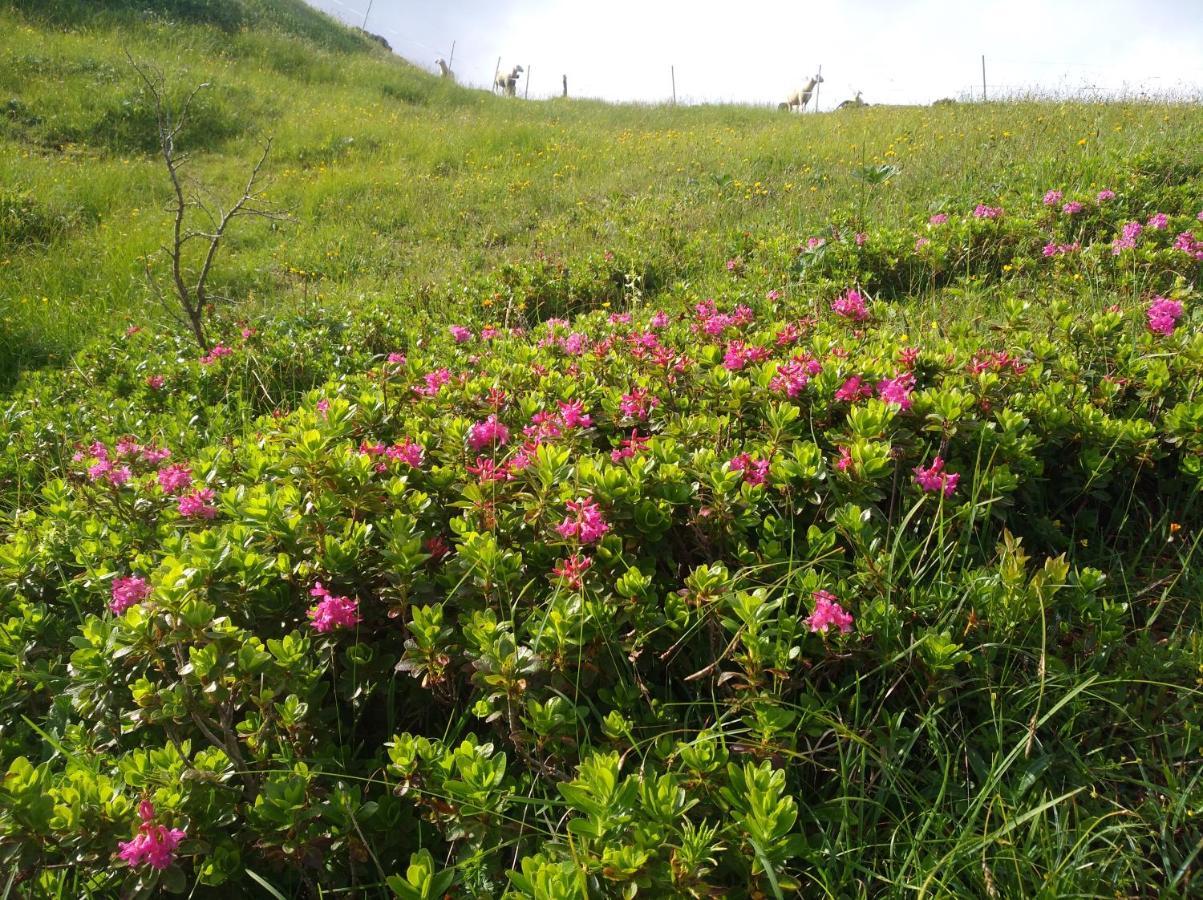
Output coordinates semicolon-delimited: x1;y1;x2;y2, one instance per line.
1;184;1202;897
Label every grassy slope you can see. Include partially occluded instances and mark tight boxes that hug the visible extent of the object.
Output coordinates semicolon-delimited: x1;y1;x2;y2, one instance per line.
1;0;1201;386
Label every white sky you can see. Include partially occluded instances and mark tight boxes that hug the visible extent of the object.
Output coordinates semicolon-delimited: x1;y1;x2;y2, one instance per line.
305;0;1203;106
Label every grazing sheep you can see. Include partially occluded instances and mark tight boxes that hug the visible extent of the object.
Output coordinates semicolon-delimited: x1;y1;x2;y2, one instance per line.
495;65;524;97
782;73;824;112
837;91;867;109
435;58;455;81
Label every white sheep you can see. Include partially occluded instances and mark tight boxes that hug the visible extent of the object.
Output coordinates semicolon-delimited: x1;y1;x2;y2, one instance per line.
495;65;524;97
779;73;824;112
435;58;455;81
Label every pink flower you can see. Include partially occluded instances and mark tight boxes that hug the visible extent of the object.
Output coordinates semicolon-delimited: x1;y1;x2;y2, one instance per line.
450;325;473;343
307;582;362;632
556;497;609;545
928;213;949;225
973;204;1003;219
650;311;670;329
467;456;513;482
415;368;451;397
831;289;868;322
1097;189;1115;201
726;258;740;271
387;352;407;365
805;590;854;635
117;802;185;870
110;576;151;614
729;453;769;485
914;237;930;251
913;456;960;497
1147;212;1168;230
146;375;166;390
385;439;424;468
552;553;592;590
835;446;853;472
722;340;769;371
1111;220;1143;254
156;464;192;495
854;231;868;246
835;375;872;403
1061;201;1083;215
611;430;649;462
241;327;256;339
467;415;510;451
557;400;593;430
1146;297;1184;336
177;488;217;520
771;357;816;397
1043;190;1063;206
106;465;132;486
805;236;826;250
139;445;171;465
877;373;916;410
620;387;659;420
316;398;330;419
199;343;232;365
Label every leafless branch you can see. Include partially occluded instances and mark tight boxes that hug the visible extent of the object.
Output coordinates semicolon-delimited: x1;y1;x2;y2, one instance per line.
125;53;288;351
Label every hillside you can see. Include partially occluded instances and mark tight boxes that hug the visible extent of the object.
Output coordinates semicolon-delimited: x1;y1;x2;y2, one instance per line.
2;0;1201;386
0;2;1201;898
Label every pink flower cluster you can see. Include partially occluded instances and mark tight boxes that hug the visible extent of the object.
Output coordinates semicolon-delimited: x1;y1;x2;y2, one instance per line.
1173;231;1203;260
552;553;592;590
694;300;755;337
1061;201;1084;215
556;497;609;545
877;372;916;411
157;464;192;495
178;488;217;519
1042;190;1063;206
722;340;771;371
467;414;510;451
77;439;171;487
1042;241;1080;257
307;583;362;632
610;430;649;463
973;204;1003;219
967;350;1027;376
1097;189;1115;201
450;325;473;343
1146;212;1168;230
359;438;424;471
835;375;873;403
771;354;821;397
913;456;960;497
199;343;232;366
805;590;854;635
1111;220;1143;254
110;576;151;614
928;213;949;225
830;289;868;322
117;801;186;871
620;387;659;420
729;453;770;485
415;368;452;397
1146;297;1184;336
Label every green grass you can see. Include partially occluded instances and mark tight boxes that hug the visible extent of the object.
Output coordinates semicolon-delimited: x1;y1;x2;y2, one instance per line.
2;0;1201;387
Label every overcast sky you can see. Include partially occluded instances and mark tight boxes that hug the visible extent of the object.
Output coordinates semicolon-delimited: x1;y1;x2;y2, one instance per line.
305;0;1203;106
